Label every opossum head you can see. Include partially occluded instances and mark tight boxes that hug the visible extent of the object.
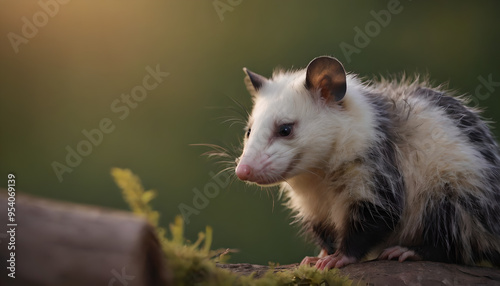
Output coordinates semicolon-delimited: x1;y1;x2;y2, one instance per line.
235;56;347;185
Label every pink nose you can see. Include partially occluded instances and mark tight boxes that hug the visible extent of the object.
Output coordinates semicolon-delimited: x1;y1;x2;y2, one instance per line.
236;164;252;181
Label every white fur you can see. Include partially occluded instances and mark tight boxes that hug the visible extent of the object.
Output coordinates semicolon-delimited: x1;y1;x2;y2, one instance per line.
239;73;381;236
237;67;500;264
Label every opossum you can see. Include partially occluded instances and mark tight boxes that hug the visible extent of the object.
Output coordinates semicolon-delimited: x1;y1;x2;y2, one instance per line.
234;56;500;269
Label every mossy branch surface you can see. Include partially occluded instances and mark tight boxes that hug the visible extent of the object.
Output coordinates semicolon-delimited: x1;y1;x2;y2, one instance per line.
111;167;352;286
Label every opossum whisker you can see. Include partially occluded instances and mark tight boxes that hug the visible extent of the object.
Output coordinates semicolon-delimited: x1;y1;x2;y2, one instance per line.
219;116;247;128
226;56;500;268
227;96;251;119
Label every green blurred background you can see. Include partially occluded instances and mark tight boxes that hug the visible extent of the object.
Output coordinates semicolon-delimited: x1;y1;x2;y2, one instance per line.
1;1;500;265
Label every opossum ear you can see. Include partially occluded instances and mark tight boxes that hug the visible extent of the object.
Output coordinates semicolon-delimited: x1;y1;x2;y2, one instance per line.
305;56;347;102
243;68;267;96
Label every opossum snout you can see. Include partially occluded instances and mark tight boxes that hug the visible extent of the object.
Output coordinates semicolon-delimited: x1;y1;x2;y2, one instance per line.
235;164;252;181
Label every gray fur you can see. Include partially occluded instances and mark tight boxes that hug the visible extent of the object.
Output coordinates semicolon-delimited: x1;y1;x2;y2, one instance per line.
231;57;500;267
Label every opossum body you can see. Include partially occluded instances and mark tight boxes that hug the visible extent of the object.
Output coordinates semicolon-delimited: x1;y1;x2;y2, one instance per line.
235;56;500;269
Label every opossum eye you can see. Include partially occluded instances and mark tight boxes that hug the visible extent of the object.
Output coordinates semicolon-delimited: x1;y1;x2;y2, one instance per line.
246;128;251;138
278;124;293;137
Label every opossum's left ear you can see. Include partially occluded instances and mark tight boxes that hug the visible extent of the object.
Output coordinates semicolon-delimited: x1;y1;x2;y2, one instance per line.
305;56;347;103
243;67;268;97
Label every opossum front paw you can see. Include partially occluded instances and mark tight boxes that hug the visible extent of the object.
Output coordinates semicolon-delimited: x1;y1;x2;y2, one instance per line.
315;252;357;269
300;248;329;266
378;246;422;262
300;256;321;265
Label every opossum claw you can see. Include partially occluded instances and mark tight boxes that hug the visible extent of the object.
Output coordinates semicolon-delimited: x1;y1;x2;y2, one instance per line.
300;256;321;265
300;249;329;266
379;246;422;262
315;252;357;269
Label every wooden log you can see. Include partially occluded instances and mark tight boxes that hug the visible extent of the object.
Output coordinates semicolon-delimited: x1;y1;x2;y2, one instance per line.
0;191;171;286
218;261;500;285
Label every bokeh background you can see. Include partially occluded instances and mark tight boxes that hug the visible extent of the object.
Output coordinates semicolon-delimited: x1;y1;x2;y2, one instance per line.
1;1;500;265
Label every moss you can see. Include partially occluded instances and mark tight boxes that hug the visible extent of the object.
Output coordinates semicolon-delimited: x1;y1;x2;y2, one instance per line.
111;168;352;286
